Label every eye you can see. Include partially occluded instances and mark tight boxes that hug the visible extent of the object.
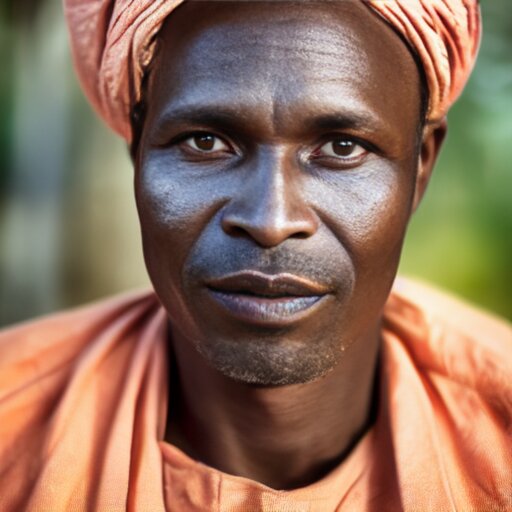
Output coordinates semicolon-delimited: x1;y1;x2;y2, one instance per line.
315;138;367;160
182;133;230;153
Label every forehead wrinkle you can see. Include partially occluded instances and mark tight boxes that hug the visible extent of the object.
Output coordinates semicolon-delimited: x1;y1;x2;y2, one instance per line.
156;0;419;94
150;43;392;142
158;33;373;138
177;15;371;87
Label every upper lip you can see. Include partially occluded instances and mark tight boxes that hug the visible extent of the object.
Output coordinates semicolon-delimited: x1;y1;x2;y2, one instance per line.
206;271;330;297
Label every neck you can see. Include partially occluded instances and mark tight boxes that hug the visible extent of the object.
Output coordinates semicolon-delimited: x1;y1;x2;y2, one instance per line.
166;328;381;490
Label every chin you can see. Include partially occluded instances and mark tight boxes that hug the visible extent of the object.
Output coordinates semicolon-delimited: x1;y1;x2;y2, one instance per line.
192;331;345;386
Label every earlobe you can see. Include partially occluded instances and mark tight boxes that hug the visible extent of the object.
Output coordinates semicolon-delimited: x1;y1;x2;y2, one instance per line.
412;118;448;212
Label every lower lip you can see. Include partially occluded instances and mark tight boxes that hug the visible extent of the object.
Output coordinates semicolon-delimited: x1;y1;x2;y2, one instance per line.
207;289;326;326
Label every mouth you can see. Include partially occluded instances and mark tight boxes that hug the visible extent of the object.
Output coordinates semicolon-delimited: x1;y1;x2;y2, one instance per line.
205;271;331;326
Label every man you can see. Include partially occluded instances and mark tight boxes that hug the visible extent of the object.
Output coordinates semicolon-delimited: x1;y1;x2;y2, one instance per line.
0;0;510;510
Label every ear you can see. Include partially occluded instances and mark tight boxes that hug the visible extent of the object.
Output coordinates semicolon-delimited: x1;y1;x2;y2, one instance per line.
412;118;447;212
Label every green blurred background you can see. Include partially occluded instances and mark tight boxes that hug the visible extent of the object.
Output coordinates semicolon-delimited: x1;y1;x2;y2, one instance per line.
0;0;510;327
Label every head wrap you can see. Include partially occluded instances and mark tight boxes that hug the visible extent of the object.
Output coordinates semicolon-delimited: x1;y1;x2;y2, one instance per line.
64;0;481;143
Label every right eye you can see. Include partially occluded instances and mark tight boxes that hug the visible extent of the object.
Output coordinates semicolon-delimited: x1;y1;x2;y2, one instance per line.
182;133;231;153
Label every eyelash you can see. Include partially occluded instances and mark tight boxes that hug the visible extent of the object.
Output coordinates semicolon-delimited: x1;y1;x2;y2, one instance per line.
174;131;372;166
175;132;235;158
311;136;370;163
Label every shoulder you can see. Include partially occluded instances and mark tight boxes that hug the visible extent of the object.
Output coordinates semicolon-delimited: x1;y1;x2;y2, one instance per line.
0;290;165;510
385;275;511;392
385;277;511;392
384;276;512;448
0;288;158;339
0;289;159;391
389;276;511;348
383;278;512;505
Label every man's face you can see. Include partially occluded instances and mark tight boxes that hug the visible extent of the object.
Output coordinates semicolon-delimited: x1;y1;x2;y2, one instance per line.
135;1;423;385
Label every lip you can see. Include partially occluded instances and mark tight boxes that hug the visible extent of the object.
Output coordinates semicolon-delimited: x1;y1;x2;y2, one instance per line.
205;271;331;326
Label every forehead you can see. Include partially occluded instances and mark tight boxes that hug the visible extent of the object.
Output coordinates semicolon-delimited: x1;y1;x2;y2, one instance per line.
146;1;421;137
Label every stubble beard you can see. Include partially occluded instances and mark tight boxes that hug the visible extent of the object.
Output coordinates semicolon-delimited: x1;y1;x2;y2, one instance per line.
191;330;346;386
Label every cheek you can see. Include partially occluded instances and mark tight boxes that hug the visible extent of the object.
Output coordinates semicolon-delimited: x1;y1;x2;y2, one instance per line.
311;163;415;276
137;158;208;234
135;155;225;292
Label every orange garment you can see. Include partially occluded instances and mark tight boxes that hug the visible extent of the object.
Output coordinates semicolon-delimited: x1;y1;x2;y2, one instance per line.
0;279;510;511
63;0;481;141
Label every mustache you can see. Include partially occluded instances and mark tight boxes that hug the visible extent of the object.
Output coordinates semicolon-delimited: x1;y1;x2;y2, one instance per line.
185;242;350;289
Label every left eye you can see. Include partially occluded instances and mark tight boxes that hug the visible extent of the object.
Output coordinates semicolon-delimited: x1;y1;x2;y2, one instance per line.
317;138;367;159
183;133;230;153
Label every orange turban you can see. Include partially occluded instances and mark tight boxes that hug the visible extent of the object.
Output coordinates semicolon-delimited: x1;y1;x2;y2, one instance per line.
64;0;481;143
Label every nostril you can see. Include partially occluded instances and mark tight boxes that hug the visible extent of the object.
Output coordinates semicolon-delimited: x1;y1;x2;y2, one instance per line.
221;204;319;246
224;225;250;238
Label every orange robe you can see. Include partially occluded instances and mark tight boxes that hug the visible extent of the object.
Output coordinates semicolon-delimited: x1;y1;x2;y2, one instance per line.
1;279;511;511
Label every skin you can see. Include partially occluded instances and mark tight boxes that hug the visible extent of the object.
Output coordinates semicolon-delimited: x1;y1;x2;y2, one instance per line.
134;0;446;490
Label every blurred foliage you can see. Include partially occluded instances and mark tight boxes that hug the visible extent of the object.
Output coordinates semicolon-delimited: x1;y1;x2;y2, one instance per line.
0;0;510;326
2;0;45;25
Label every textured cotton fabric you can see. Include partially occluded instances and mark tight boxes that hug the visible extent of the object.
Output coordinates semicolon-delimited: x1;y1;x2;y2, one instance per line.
64;0;481;142
1;279;511;511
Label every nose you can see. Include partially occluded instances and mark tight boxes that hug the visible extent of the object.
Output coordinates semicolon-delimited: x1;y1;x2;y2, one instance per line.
221;150;319;247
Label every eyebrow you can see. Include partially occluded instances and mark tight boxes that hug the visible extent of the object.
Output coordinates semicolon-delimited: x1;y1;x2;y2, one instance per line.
151;105;251;141
303;112;384;135
151;103;386;141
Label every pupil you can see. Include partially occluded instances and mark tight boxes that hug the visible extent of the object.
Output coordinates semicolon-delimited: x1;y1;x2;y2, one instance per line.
333;140;354;156
195;134;215;151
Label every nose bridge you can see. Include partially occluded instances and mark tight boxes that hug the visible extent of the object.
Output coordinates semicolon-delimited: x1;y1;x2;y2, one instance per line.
221;148;318;247
252;149;292;221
